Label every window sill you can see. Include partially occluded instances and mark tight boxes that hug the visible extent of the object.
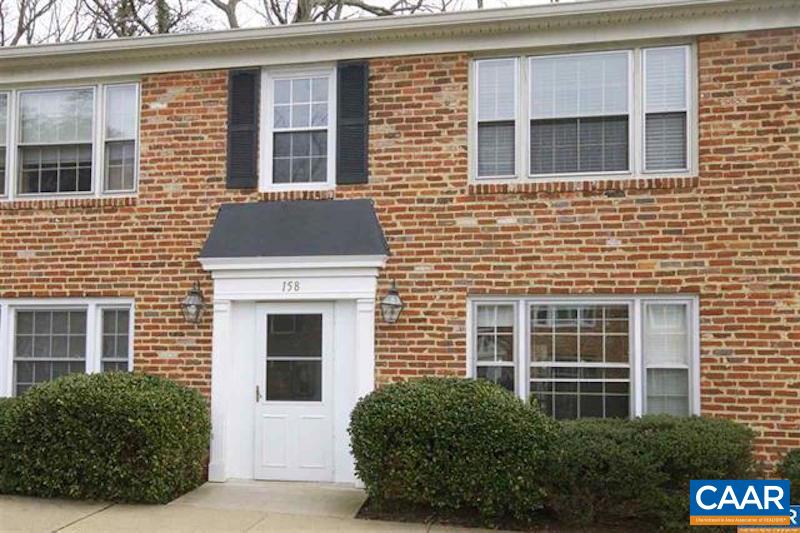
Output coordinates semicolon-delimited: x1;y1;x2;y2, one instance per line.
468;175;698;196
0;195;137;211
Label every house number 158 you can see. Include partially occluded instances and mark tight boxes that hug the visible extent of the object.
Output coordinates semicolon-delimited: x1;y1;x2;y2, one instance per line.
282;281;300;293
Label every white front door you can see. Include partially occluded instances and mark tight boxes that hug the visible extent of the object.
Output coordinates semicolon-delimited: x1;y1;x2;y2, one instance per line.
253;303;334;481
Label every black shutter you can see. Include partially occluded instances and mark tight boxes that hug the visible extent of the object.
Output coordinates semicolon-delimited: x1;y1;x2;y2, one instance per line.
227;69;259;189
336;61;369;185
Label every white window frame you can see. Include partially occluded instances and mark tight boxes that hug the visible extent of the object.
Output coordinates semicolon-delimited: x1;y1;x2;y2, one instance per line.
0;81;140;201
474;57;520;179
641;45;692;175
260;64;337;192
0;91;9;197
467;295;700;418
0;298;135;397
469;43;697;183
100;83;141;195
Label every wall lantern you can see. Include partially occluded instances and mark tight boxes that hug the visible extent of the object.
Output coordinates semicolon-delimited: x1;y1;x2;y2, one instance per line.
380;281;404;324
181;282;207;324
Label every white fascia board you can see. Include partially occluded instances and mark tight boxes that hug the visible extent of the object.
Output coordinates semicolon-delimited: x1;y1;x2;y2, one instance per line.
199;255;388;272
0;0;798;85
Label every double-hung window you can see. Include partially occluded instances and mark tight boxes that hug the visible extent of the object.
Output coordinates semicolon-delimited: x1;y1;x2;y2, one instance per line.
0;300;133;397
530;51;630;175
0;82;139;199
263;66;336;189
473;44;693;180
470;296;698;420
643;46;689;172
476;59;517;177
18;88;95;194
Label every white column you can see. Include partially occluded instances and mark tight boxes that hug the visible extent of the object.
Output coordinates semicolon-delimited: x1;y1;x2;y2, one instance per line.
208;299;232;482
354;298;376;399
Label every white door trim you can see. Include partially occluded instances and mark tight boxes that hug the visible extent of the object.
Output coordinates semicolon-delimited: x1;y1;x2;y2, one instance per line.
202;256;384;484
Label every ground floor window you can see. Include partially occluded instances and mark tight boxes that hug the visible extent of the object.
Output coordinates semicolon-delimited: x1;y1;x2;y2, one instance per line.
0;299;133;396
470;296;698;419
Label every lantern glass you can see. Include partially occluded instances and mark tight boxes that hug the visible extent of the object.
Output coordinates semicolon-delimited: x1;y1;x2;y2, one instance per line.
380;283;404;324
181;284;206;324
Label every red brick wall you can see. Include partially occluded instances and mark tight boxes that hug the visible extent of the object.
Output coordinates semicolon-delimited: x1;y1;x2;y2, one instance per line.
1;28;798;463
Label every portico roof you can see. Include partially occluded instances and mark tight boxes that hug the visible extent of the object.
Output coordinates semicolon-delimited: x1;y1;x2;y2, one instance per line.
200;199;389;260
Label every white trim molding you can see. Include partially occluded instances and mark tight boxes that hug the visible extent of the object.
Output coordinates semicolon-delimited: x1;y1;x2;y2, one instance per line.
0;297;135;398
467;294;701;419
470;43;697;184
201;253;385;483
0;0;796;85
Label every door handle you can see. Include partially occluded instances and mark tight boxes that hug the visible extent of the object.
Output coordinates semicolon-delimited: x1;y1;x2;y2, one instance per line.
256;385;261;403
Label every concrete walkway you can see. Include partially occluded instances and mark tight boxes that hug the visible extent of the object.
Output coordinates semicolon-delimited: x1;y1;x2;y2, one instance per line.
0;481;492;532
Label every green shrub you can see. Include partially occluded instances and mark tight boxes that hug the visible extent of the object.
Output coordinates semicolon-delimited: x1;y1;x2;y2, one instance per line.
545;418;666;526
1;372;210;503
0;397;17;492
778;449;800;504
546;415;755;529
349;378;558;523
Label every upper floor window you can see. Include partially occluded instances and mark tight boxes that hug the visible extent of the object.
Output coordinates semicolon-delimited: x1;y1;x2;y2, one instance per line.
0;82;139;200
262;66;336;190
470;296;698;420
472;45;693;181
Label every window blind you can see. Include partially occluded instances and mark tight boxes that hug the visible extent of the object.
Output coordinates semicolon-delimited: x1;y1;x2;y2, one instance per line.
476;59;516;177
643;303;690;416
644;47;688;171
530;52;629;175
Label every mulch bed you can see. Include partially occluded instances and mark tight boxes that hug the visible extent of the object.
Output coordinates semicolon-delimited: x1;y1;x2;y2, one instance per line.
357;498;652;531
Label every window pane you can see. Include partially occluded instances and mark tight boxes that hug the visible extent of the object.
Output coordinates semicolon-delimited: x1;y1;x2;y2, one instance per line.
19;145;92;194
105;140;136;191
645;112;687;171
273;131;327;184
477;59;516;121
475;305;515;363
530;304;630;420
20;88;93;144
644;303;689;366
14;310;87;395
645;47;687;113
531;52;628;119
101;309;130;372
0;93;7;146
531;116;628;175
647;368;689;416
477;122;514;177
476;366;514;393
105;85;137;140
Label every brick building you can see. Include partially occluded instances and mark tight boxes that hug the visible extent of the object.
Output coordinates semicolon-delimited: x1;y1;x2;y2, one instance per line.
0;0;798;483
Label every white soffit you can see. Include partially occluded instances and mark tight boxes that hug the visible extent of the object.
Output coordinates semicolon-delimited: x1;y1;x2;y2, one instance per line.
0;0;797;85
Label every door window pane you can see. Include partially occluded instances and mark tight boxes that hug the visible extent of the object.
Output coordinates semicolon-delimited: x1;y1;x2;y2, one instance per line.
14;310;87;395
266;314;322;401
